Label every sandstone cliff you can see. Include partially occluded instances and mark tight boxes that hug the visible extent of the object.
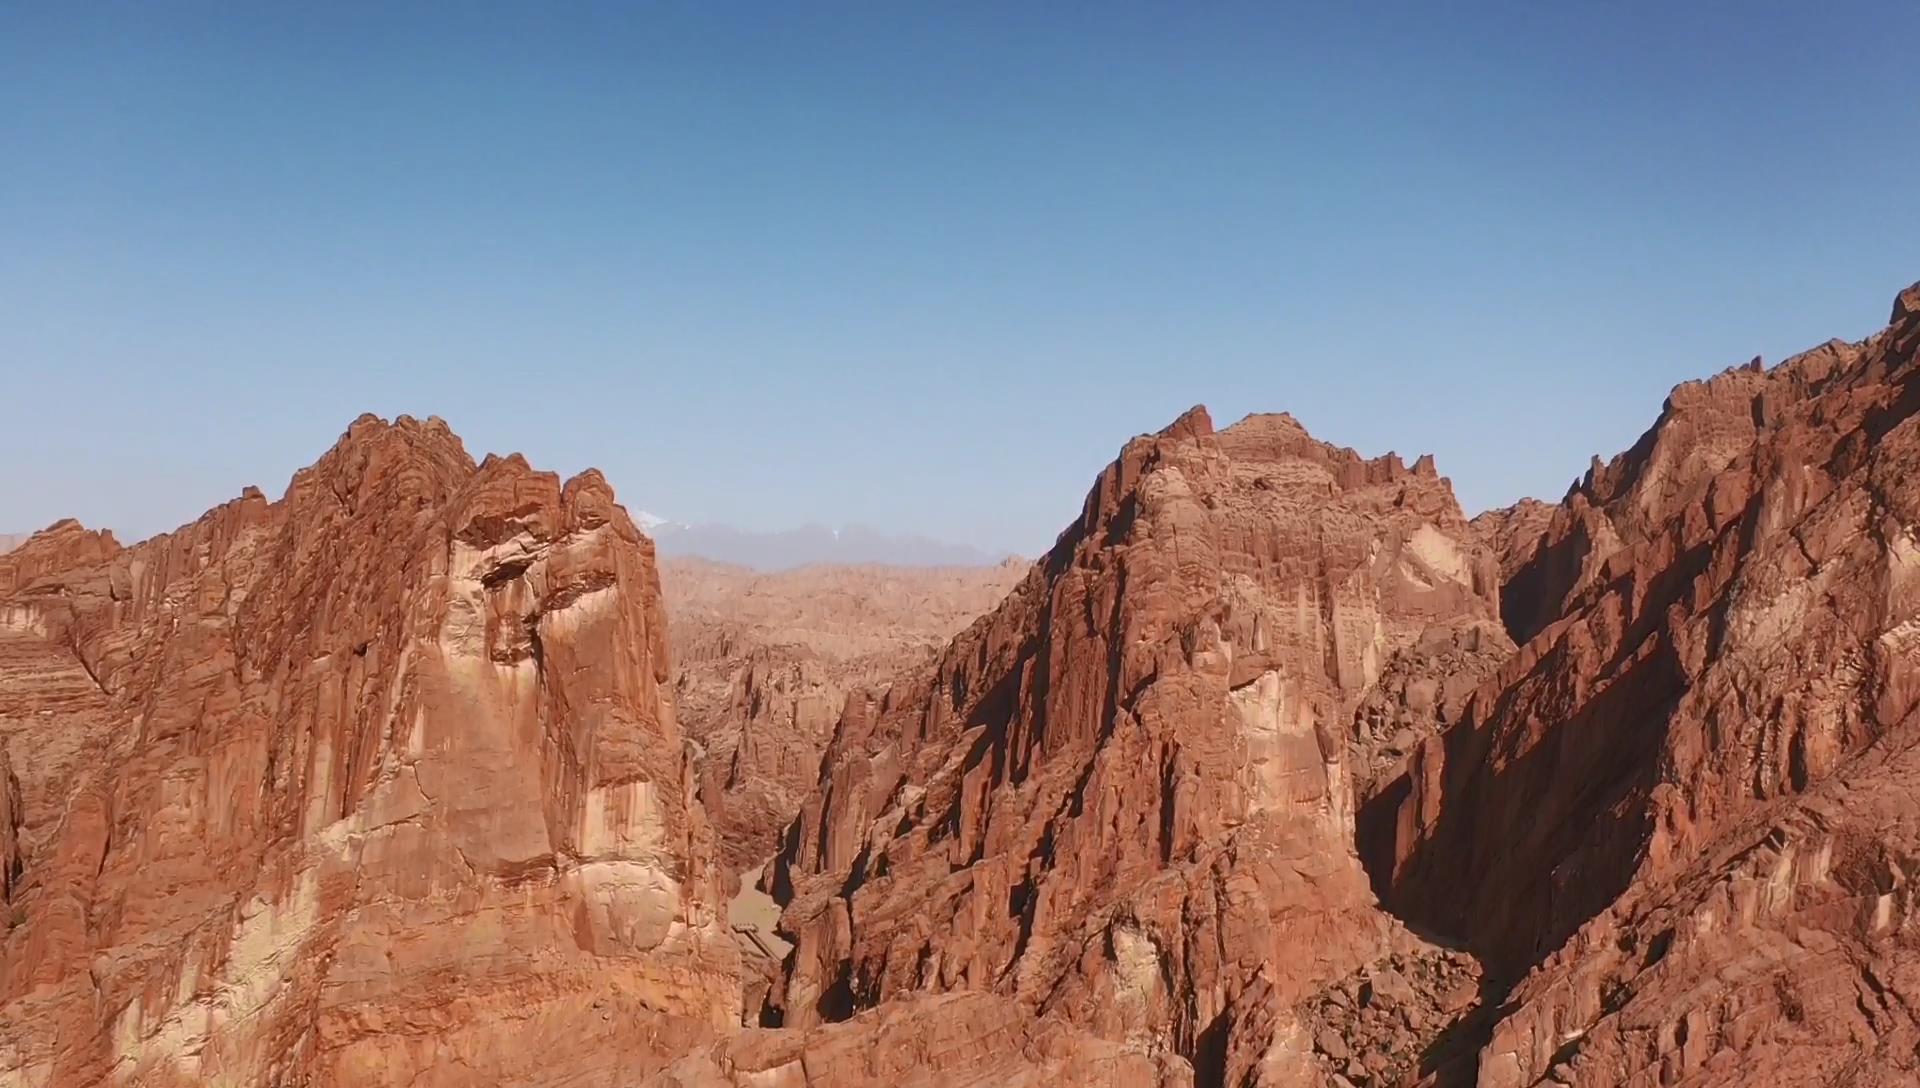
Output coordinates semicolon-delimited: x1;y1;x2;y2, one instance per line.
1364;283;1920;1086
0;416;739;1086
9;280;1920;1088
662;557;1024;880
763;407;1510;1084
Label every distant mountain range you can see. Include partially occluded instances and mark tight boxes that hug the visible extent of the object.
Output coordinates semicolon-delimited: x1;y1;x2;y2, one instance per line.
639;515;1005;570
2;520;1002;571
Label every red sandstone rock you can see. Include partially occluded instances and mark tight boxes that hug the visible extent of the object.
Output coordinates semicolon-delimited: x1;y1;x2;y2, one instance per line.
661;558;1023;881
0;416;739;1086
658;558;1022;1022
647;990;1188;1087
1367;282;1920;1086
765;407;1504;1084
9;279;1920;1088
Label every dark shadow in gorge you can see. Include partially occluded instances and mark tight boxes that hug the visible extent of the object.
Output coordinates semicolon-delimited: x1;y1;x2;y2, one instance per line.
1353;516;1729;1077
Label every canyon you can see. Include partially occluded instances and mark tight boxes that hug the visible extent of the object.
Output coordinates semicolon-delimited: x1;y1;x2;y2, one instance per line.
3;281;1918;1086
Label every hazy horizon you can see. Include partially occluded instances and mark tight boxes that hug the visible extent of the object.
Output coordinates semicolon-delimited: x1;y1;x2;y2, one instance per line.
6;4;1918;553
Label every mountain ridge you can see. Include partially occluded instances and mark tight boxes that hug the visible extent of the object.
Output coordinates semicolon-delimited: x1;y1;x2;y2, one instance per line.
4;281;1920;1086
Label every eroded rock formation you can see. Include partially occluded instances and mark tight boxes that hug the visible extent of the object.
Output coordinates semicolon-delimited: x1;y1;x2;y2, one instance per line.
659;558;1023;1026
649;990;1190;1088
8;278;1920;1088
764;407;1508;1084
0;416;739;1086
662;557;1024;879
1364;283;1920;1086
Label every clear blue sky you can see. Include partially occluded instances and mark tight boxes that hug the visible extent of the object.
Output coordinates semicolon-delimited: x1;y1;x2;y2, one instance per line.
5;3;1916;554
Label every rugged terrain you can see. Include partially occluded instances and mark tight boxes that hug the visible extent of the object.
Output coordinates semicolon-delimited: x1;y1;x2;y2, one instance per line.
1363;286;1920;1086
661;556;1024;879
4;281;1919;1086
0;418;740;1086
752;406;1512;1086
659;556;1024;1021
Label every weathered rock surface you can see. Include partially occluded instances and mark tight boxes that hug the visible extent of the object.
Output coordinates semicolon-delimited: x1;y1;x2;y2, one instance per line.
646;990;1189;1087
662;558;1023;880
1365;283;1920;1085
660;558;1022;1023
766;407;1504;1084
1300;947;1482;1087
10;278;1920;1088
0;416;740;1086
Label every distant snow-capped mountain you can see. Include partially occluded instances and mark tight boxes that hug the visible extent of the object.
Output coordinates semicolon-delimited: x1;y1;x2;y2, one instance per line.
643;519;1003;570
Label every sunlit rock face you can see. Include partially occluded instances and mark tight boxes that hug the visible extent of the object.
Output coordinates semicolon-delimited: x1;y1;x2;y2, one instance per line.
767;405;1505;1084
1365;283;1920;1087
661;556;1025;880
8;280;1920;1088
0;415;739;1087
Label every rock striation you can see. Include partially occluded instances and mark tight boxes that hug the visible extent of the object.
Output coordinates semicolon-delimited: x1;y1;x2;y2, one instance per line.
0;416;739;1086
9;279;1920;1087
1365;283;1920;1085
662;557;1024;881
764;407;1507;1084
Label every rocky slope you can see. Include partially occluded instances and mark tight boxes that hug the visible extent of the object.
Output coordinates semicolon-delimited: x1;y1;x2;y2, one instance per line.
661;557;1024;879
8;279;1920;1088
1363;283;1920;1086
0;416;740;1086
763;407;1512;1084
658;557;1024;1026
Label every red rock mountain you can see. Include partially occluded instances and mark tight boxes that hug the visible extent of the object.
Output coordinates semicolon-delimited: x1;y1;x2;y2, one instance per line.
0;416;738;1086
759;407;1510;1085
1363;284;1920;1086
661;557;1025;880
6;280;1920;1087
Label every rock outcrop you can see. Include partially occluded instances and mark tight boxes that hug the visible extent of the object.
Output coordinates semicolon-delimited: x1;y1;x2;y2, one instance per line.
662;558;1024;880
647;990;1189;1088
1364;284;1920;1085
766;407;1506;1084
10;278;1920;1088
660;558;1023;1025
0;416;739;1086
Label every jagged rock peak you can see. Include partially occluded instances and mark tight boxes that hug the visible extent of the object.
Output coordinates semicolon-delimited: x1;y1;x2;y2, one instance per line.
765;396;1505;1085
1892;278;1920;324
1366;274;1920;1086
0;416;737;1086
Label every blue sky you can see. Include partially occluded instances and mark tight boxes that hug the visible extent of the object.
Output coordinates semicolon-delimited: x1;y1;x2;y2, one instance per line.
4;3;1916;554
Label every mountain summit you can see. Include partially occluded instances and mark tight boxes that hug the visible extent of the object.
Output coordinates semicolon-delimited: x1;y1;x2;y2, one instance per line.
5;284;1920;1086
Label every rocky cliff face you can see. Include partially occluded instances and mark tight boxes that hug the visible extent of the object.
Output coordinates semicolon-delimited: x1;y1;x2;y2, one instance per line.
649;990;1191;1088
764;407;1508;1084
9;280;1920;1088
1363;283;1920;1086
662;558;1024;880
658;558;1024;1026
0;416;739;1087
